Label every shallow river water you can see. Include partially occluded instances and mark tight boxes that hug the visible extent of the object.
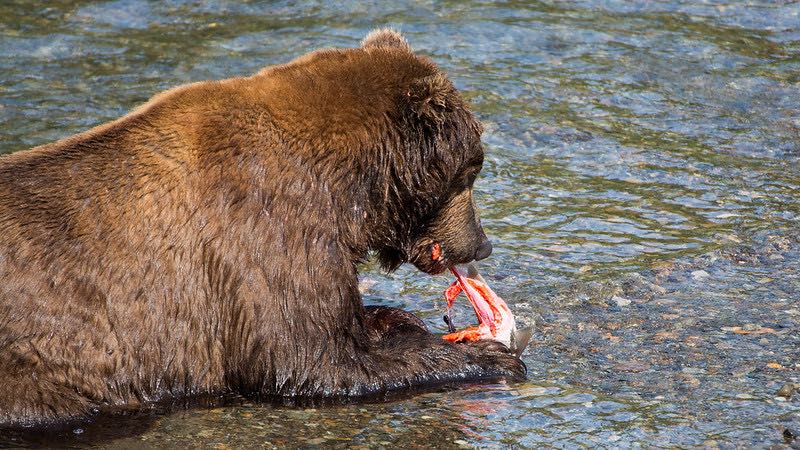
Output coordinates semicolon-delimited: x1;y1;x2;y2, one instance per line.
1;1;799;448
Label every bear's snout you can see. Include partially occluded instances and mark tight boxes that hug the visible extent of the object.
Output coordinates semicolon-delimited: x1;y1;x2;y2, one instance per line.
474;237;493;261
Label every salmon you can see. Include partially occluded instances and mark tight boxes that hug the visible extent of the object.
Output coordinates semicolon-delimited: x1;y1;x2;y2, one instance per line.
442;263;532;357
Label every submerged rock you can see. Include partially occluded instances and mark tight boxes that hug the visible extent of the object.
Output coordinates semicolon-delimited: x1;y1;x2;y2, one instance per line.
611;296;632;307
690;270;710;281
777;383;796;399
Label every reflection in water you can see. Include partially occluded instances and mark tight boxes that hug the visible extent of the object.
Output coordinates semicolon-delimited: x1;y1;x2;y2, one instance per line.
0;0;798;447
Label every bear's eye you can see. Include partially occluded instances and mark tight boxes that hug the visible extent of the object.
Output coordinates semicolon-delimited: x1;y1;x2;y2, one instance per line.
457;166;481;190
466;169;480;185
466;153;484;180
457;154;483;189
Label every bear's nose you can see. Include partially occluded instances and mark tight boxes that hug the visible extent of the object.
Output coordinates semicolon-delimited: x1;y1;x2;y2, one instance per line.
474;239;493;261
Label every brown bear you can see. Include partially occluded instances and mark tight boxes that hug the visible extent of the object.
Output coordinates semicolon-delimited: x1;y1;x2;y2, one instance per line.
0;29;525;424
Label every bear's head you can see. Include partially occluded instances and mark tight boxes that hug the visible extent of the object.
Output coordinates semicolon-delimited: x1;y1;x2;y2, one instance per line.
359;29;493;275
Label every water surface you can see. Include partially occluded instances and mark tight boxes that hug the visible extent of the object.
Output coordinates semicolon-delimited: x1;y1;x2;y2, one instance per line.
1;0;799;448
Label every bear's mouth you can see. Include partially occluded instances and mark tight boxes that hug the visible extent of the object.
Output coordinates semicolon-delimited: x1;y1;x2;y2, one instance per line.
406;241;446;275
412;240;474;275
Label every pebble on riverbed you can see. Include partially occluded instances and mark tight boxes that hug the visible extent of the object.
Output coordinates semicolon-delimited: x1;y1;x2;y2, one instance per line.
611;295;632;307
784;427;798;444
690;270;710;281
777;383;797;399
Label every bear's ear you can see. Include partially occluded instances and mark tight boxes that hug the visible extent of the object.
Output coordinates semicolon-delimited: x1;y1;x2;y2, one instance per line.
407;73;452;124
362;28;412;52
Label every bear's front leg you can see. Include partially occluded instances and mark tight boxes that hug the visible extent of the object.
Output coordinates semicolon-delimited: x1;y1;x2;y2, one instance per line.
223;267;525;399
350;305;527;395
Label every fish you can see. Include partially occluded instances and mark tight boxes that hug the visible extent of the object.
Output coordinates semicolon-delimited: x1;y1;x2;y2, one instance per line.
441;263;532;357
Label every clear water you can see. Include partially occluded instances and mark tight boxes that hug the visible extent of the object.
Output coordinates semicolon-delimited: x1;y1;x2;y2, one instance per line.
1;1;798;448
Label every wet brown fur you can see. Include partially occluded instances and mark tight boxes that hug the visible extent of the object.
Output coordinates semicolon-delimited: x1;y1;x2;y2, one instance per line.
0;29;524;424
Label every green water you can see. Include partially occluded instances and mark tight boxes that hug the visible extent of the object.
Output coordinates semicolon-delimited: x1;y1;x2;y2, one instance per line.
1;1;799;448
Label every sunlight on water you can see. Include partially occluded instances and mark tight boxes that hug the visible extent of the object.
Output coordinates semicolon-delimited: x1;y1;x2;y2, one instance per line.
0;0;798;447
